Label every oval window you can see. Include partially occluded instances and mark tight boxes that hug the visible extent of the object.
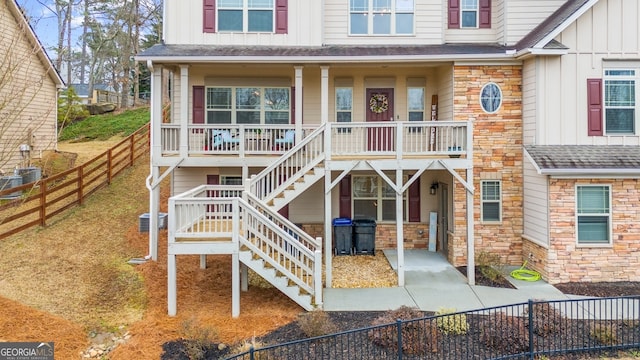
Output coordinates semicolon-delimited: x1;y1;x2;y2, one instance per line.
480;82;502;113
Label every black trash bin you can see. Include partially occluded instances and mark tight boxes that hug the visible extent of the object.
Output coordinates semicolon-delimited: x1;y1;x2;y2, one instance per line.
332;218;353;256
353;218;376;255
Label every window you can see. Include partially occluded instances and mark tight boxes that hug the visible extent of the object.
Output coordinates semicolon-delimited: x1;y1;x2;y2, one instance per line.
221;176;243;185
353;175;406;221
206;86;290;124
336;87;353;132
481;180;501;222
448;0;491;29
407;87;424;121
604;69;637;134
576;185;611;245
218;0;274;32
480;82;502;113
349;0;414;35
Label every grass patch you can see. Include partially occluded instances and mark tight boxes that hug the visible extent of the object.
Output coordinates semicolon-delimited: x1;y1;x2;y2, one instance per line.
59;107;150;141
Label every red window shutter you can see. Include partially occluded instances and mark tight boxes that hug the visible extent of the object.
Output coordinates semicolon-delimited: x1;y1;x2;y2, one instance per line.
339;175;351;218
448;0;460;29
207;175;219;185
193;86;205;124
479;0;491;28
587;78;603;136
203;0;216;33
408;180;420;222
275;0;288;34
290;86;295;124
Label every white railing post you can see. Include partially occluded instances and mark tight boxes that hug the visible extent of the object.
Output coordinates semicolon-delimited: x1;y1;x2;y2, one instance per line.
313;244;323;307
324;125;332;161
396;122;403;160
467;118;474;158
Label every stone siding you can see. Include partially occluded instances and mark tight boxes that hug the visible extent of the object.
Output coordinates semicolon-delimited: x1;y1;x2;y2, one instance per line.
545;178;640;284
449;65;524;267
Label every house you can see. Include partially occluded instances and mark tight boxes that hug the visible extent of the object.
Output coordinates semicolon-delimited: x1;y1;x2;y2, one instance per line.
0;0;64;175
137;0;640;317
67;83;116;105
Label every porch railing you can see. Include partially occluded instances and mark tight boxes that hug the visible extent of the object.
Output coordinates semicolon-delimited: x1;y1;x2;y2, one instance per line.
168;185;322;301
159;120;471;159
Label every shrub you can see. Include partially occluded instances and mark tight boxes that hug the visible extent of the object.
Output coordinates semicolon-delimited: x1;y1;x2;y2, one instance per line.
590;323;619;345
435;307;468;335
480;312;529;353
368;306;438;355
526;302;564;337
180;317;219;360
297;309;338;338
231;337;269;360
57;87;89;128
476;251;506;283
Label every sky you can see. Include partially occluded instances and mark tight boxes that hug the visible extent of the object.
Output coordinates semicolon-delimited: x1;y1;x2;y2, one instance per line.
16;1;67;51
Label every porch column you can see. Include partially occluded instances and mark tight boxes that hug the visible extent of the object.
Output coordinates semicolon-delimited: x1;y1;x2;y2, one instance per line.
168;253;176;316
466;146;475;284
320;66;329;125
396;168;405;286
179;64;190;158
324;169;333;287
294;66;303;142
148;62;163;261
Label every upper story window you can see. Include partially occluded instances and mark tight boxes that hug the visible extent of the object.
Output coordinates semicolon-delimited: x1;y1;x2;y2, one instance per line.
604;69;637;135
448;0;491;29
206;87;290;124
349;0;414;35
203;0;287;34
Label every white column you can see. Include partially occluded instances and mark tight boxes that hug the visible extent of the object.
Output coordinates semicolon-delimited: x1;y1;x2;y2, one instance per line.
294;66;303;142
200;255;206;269
320;66;329;125
179;65;190;157
148;63;163;261
324;169;333;287
149;166;160;260
396;168;405;286
466;167;475;285
168;254;177;316
232;252;240;317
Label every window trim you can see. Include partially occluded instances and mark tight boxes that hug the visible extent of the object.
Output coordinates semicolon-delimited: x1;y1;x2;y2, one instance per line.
217;0;275;33
575;184;612;247
480;180;501;223
460;0;479;28
348;0;415;36
603;69;638;136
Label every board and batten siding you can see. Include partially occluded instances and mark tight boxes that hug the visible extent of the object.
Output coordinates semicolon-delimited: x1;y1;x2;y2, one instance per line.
535;0;640;146
323;0;443;45
504;0;566;46
0;1;58;173
522;158;549;246
522;58;537;145
164;0;322;46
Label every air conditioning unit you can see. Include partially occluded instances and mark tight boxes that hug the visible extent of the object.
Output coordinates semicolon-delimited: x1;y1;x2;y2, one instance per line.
139;212;168;232
0;175;23;200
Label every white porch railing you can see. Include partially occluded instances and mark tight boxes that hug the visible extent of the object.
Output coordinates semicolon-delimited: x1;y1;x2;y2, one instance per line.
168;185;322;305
159;120;471;158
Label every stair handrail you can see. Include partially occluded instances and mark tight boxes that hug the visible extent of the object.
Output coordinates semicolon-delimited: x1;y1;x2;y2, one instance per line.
249;125;326;203
235;196;319;296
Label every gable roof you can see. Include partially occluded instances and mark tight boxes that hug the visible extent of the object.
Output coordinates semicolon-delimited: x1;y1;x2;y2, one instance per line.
515;0;599;55
524;145;640;176
7;0;64;86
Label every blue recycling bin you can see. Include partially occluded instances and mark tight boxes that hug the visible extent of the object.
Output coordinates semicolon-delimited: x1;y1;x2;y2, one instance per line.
332;217;353;256
353;218;376;255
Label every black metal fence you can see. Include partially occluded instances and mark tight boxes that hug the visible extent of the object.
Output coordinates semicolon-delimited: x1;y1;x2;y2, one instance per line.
225;296;640;360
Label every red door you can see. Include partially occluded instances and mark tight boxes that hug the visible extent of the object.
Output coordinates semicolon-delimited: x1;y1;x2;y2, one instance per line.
366;88;394;151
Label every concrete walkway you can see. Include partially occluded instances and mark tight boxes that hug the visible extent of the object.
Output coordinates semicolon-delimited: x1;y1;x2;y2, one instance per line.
323;249;569;312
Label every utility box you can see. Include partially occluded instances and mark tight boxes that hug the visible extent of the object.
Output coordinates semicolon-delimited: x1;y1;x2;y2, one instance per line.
353;218;376;255
332;217;353;256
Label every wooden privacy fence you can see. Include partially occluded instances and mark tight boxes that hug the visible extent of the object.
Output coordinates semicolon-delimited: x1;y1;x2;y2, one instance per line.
0;124;150;240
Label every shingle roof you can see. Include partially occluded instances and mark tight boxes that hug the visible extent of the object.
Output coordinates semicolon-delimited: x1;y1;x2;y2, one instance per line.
138;43;509;61
524;145;640;175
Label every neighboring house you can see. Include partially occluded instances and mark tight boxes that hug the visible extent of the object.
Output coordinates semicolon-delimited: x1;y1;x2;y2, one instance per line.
67;83;116;105
137;0;640;316
0;0;64;174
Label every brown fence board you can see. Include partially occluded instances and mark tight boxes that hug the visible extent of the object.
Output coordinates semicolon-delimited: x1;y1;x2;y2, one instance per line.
0;123;150;240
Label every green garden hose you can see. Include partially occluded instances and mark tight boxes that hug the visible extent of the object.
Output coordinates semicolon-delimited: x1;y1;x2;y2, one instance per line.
510;260;541;282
